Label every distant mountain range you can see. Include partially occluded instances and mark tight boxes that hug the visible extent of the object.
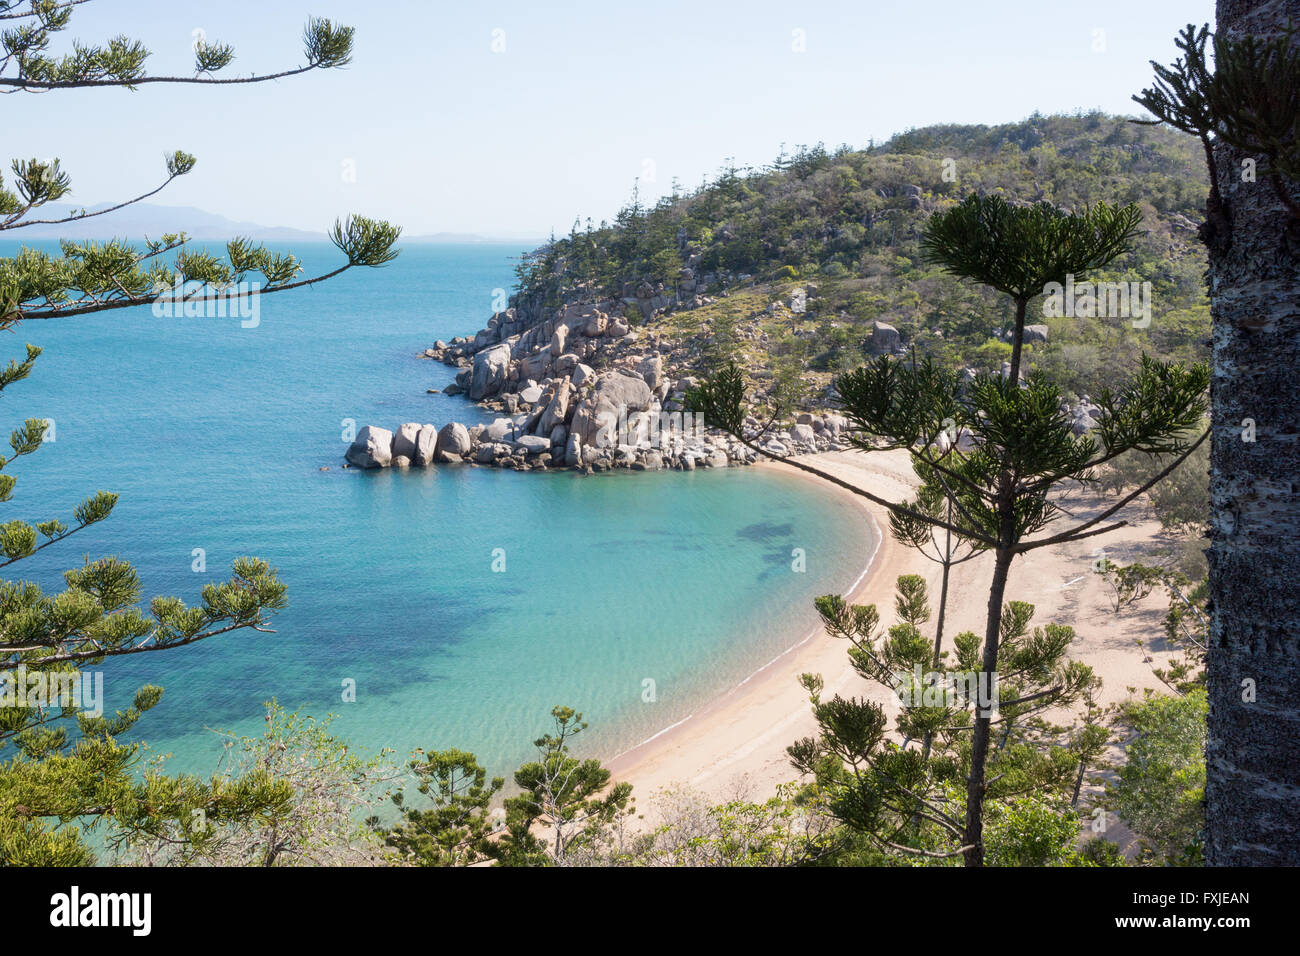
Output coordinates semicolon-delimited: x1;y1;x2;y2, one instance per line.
7;202;543;245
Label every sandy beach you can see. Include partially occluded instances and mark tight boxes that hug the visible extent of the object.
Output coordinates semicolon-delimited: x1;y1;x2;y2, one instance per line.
610;447;1182;822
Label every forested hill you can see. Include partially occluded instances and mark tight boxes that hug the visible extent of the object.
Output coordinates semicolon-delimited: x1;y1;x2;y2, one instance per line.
511;112;1210;402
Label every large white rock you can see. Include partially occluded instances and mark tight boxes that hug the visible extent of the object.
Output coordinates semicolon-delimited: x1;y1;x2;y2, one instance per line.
538;380;574;436
392;422;422;460
561;432;580;466
572;363;596;388
518;348;553;382
469;343;512;400
1071;411;1098;435
514;435;550;456
569;369;653;449
789;423;816;445
637;354;664;391
415;424;439;466
484;417;516;442
345;425;393;468
435;422;472;461
550;324;569;355
868;320;901;355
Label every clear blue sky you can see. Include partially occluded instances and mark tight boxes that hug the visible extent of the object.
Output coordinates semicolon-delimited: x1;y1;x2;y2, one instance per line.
8;0;1216;237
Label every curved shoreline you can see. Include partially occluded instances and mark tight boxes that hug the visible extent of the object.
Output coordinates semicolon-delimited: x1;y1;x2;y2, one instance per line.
608;489;883;766
607;445;1179;832
607;450;914;807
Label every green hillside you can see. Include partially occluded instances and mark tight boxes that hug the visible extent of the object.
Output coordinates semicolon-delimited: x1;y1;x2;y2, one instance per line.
514;112;1210;402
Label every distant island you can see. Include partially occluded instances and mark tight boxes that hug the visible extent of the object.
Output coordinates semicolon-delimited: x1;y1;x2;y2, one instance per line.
7;201;543;245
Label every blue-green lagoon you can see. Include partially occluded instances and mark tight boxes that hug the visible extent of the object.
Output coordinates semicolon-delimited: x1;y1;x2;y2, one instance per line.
5;241;869;777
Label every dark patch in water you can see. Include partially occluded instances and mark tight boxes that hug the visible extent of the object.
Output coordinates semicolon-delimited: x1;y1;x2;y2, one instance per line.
736;521;795;543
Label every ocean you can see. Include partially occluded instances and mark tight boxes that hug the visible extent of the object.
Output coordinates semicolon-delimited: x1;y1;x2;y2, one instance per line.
5;240;871;779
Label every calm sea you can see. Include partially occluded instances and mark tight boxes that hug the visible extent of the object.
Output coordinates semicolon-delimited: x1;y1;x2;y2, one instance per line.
5;240;871;778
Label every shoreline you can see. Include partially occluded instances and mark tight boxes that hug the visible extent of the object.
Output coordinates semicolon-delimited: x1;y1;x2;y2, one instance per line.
607;446;1179;829
608;450;916;812
608;468;883;765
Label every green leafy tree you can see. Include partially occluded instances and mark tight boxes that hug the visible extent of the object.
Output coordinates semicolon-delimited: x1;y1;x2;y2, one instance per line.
918;194;1142;383
113;703;397;867
889;462;984;675
378;748;504;867
1093;559;1165;614
1152;570;1207;694
789;576;1097;862
574;783;840;867
1107;689;1207;864
982;794;1088;867
494;706;634;866
0;2;399;864
1068;673;1111;810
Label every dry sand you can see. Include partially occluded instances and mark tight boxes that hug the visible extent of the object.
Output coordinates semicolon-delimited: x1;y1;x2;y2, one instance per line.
609;447;1185;825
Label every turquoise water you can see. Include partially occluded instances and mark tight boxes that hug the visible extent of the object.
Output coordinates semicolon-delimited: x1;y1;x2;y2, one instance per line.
5;241;870;778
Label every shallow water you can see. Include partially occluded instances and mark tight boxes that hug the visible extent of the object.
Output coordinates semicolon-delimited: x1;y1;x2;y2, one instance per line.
5;241;871;777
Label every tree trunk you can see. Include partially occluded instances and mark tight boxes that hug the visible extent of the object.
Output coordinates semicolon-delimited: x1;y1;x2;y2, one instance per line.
1205;0;1300;866
933;502;953;668
920;503;955;768
1006;297;1029;383
962;543;1013;866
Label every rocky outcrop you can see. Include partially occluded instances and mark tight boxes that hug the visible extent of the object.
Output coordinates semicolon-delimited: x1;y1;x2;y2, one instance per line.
354;284;855;475
469;343;511;400
345;426;394;469
435;422;472;461
868;320;903;355
569;369;653;448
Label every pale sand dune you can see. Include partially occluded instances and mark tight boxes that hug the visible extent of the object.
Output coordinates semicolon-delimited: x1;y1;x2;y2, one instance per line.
610;447;1182;822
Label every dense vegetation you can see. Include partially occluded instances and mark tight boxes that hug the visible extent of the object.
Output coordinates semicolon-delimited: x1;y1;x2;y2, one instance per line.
516;112;1210;401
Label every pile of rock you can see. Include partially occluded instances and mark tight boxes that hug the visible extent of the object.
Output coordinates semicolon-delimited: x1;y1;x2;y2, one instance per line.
363;290;855;475
344;409;758;473
345;420;471;469
1065;396;1103;435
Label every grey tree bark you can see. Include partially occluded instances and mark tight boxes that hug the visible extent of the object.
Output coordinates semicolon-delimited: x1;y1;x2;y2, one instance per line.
1205;0;1300;866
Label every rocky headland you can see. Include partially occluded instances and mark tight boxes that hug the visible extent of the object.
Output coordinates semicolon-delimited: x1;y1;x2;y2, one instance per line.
344;282;858;474
339;120;1191;475
342;280;1106;475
